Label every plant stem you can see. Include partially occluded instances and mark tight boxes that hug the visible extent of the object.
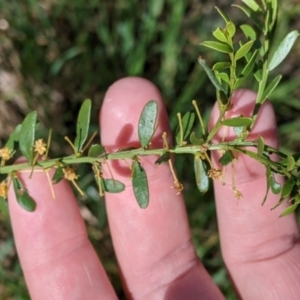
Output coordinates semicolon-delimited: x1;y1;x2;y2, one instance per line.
0;141;286;175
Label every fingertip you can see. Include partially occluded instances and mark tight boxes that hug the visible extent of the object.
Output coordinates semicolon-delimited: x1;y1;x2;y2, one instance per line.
100;77;171;151
209;89;278;146
209;89;278;185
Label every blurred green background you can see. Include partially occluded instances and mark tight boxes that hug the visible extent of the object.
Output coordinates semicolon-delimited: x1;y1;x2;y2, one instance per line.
0;0;299;299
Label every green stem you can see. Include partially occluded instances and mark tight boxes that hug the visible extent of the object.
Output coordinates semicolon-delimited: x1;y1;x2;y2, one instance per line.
0;141;287;175
206;105;228;142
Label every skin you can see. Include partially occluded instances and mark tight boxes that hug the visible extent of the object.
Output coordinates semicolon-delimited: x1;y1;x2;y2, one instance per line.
8;77;300;299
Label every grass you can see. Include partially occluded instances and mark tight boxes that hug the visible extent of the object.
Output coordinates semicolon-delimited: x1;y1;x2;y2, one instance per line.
0;0;299;298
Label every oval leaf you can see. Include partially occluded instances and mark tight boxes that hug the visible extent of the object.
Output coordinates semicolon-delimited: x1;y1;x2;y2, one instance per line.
281;178;295;199
102;179;125;193
235;40;254;60
190;132;205;145
262;75;282;101
212;28;228;43
74;99;92;152
19;111;37;164
52;166;64;184
286;155;295;172
0;196;8;215
280;203;299;217
240;24;257;40
241;0;260;12
198;57;227;94
221;117;253;127
194;156;209;193
232;5;263;31
88;144;105;158
12;176;36;212
225;22;236;38
200;41;233;53
269;172;281;194
155;152;170;165
212;61;231;71
257;136;265;157
219;150;235;166
241;49;259;77
138;100;158;148
176;112;195;145
132;160;149;208
268;30;300;71
218;72;230;84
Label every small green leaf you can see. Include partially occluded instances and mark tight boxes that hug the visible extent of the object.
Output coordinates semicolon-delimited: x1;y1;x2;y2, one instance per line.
138;100;158;148
268;171;281;194
262;75;282;101
235;40;254;60
212;61;231;71
52;166;64;184
225;22;236;38
176;112;195;145
212;28;228;43
232;5;263;31
132;160;149;209
198;57;227;94
221;117;253;127
219;150;235;166
240;24;257;40
241;0;260;12
254;63;263;82
19;111;37;164
257;136;265;157
0;196;8;215
190;132;205;145
5;124;22;151
181;112;195;140
12;176;36;212
194;156;209;193
240;50;259;77
293;153;300;167
268;31;300;71
286;155;295;172
201;41;233;53
270;0;278;29
155;152;170;165
74;99;92;152
281;178;295;199
280;203;299;217
88;144;105;158
214;6;230;23
234;76;246;90
218;72;230;84
102;179;125;193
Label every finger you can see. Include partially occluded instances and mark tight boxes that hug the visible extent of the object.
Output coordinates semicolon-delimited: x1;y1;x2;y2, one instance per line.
8;168;117;299
100;77;224;299
210;89;300;298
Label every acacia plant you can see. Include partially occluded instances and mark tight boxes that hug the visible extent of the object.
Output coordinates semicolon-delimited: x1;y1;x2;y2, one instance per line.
0;0;299;217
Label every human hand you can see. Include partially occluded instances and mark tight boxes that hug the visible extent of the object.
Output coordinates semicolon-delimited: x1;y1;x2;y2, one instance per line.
8;77;300;299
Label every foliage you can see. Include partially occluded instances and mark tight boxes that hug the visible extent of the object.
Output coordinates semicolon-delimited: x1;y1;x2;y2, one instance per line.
0;0;299;214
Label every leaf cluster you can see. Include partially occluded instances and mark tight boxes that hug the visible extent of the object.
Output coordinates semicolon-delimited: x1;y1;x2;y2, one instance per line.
0;0;300;218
